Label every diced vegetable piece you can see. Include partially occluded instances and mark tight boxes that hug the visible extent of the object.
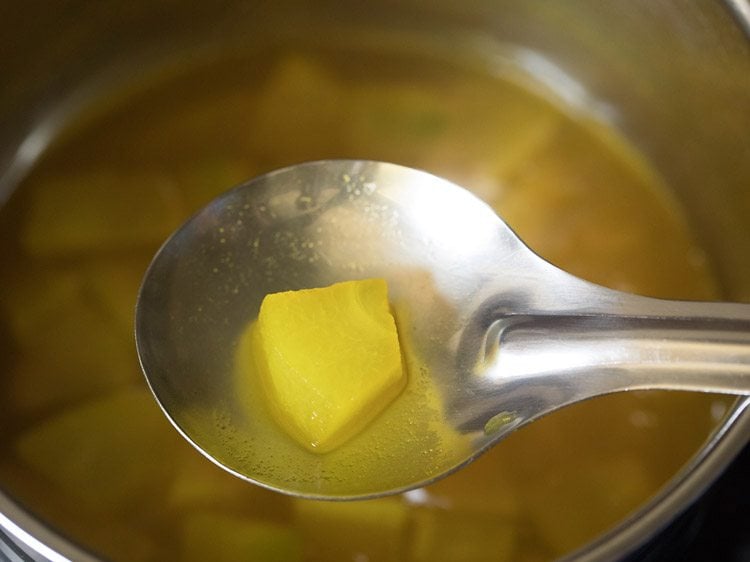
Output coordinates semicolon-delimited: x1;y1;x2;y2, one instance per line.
168;449;248;512
134;89;256;163
22;171;186;256
416;451;520;517
294;497;408;561
344;78;562;198
177;156;257;213
479;395;661;556
495;121;718;299
254;279;406;452
351;85;451;138
7;306;139;417
167;448;289;521
15;387;180;512
0;267;86;348
525;455;653;555
181;512;302;562
0;460;160;561
84;257;150;338
409;507;516;562
346;84;454;163
248;56;345;161
1;264;140;417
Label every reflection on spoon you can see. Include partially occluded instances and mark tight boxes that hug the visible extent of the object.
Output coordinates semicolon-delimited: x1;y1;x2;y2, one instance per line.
136;160;750;500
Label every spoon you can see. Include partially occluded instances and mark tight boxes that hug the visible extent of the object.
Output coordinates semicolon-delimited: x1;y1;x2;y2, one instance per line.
136;160;750;500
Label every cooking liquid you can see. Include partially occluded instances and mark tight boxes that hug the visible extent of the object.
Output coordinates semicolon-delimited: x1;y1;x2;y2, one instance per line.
0;42;733;561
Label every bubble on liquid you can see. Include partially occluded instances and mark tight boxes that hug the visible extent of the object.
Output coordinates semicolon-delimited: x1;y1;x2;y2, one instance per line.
296;194;314;210
483;411;517;436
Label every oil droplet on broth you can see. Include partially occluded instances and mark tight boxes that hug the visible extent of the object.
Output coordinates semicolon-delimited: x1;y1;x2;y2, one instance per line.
484;411;518;436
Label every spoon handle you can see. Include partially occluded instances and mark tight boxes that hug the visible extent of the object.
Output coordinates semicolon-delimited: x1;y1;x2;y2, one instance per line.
491;299;750;394
460;281;750;432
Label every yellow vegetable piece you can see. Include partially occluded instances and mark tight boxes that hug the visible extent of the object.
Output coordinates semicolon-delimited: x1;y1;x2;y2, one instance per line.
248;55;345;161
409;507;517;562
3;267;140;417
181;512;302;562
0;460;161;561
167;447;288;521
84;257;151;338
254;279;406;453
15;387;180;513
294;497;408;561
522;455;654;555
22;171;185;256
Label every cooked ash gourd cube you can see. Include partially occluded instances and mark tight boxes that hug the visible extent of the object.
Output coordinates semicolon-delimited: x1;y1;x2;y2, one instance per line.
176;156;257;213
253;279;406;453
166;446;289;522
2;267;139;417
83;257;151;338
247;56;346;162
21;171;186;256
524;455;653;555
15;387;180;513
0;459;159;561
0;268;85;348
293;497;409;561
408;507;516;562
343;75;562;200
180;512;302;562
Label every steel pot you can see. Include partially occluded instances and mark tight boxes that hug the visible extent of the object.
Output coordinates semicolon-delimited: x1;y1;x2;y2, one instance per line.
0;1;749;561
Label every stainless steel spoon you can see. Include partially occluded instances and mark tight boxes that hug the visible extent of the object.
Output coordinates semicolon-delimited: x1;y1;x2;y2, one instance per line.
136;160;750;500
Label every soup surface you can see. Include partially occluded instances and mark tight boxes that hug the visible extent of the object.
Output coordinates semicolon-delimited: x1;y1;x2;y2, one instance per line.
0;40;732;561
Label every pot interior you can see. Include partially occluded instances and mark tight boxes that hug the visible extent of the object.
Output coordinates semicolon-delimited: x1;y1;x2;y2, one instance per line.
0;2;748;561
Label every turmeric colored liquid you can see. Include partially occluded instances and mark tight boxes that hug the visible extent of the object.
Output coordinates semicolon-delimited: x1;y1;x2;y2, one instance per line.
0;43;731;561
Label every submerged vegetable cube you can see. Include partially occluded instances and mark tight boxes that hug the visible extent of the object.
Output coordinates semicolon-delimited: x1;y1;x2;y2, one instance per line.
1;457;163;561
167;448;289;522
409;507;516;562
294;497;408;561
248;56;345;161
177;156;257;213
83;257;151;338
254;279;406;453
0;268;85;348
418;453;521;517
525;455;654;555
22;171;185;256
15;387;180;512
167;450;246;512
344;77;562;198
3;267;139;416
181;512;302;562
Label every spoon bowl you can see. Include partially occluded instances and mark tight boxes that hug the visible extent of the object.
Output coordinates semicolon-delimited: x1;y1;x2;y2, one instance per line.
136;160;750;499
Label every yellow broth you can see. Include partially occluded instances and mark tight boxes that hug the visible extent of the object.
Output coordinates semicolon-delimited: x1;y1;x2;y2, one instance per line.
0;44;731;562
